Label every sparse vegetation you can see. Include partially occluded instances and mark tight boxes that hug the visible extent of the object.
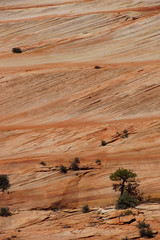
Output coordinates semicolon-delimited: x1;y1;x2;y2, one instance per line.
122;129;128;138
94;65;101;69
137;221;154;238
139;228;154;238
63;225;71;228
121;237;129;240
74;157;80;164
120;209;135;216
12;47;22;53
96;159;101;165
0;174;10;192
82;205;90;213
70;162;79;171
137;221;150;229
101;140;107;146
116;192;138;209
40;161;46;166
0;207;11;217
60;165;67;174
69;157;80;171
110;168;142;209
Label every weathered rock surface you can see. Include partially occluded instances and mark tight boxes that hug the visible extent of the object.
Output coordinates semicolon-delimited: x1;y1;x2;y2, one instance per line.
0;0;160;239
0;204;159;240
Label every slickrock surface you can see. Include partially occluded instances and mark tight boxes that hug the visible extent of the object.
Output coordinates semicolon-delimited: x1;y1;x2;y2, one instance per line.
0;204;159;240
0;0;160;239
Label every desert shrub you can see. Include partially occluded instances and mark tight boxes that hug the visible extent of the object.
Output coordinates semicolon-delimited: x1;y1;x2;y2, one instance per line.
96;159;101;165
120;210;135;217
0;207;11;217
137;221;154;238
0;175;10;192
124;210;135;215
94;65;101;69
63;225;71;228
116;192;139;209
60;165;67;174
69;157;80;171
137;221;150;229
74;157;80;164
12;48;22;53
123;129;128;138
40;161;46;166
139;228;154;238
121;237;129;240
101;140;107;146
70;162;79;171
82;205;90;213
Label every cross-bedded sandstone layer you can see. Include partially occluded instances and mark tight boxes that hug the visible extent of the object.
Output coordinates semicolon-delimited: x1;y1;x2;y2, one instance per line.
0;0;160;239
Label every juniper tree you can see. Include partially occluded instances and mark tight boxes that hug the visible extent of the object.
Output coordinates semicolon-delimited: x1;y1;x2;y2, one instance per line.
0;175;10;192
110;168;137;196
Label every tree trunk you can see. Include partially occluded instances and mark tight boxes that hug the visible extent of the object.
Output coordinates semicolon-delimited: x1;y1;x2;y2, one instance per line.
121;180;125;196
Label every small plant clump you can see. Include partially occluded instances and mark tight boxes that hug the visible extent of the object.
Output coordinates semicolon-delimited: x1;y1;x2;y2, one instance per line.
60;165;68;174
82;205;90;213
101;140;107;146
0;207;11;217
40;161;46;166
70;162;79;171
123;129;128;138
116;192;139;209
120;209;135;217
0;175;10;192
12;47;22;53
69;157;80;171
74;157;80;164
96;159;101;165
137;221;154;238
137;221;150;229
94;65;101;69
121;237;129;240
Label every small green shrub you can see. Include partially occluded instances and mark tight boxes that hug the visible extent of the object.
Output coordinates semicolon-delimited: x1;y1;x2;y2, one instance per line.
137;221;150;229
139;228;154;238
74;157;80;164
63;225;71;228
70;162;79;171
101;140;107;146
60;165;67;174
94;65;101;69
12;47;22;53
0;207;11;217
82;205;90;213
123;129;128;138
96;159;101;165
0;175;10;192
124;210;135;215
121;237;129;240
116;192;139;209
40;161;46;166
120;210;135;217
137;221;154;238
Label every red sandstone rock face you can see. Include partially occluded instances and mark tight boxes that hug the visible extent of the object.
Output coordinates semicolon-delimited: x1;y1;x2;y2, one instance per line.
0;0;160;239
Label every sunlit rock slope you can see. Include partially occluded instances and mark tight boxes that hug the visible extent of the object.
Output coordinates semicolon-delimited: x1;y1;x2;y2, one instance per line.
0;0;160;239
